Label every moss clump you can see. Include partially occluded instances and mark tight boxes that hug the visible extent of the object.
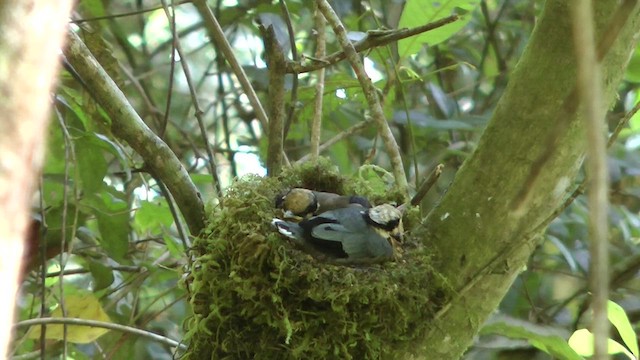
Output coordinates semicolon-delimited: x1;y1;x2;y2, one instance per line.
182;160;445;359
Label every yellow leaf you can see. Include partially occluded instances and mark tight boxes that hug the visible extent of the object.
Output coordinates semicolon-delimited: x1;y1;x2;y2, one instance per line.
28;292;112;344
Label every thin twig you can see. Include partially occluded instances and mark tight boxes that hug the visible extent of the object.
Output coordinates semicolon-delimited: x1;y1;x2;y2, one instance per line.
316;0;409;199
571;2;609;359
158;0;178;139
609;101;640;147
71;1;191;24
289;14;460;74
411;164;444;207
192;0;269;131
296;120;371;163
310;3;326;162
13;318;186;350
160;0;224;203
279;0;300;139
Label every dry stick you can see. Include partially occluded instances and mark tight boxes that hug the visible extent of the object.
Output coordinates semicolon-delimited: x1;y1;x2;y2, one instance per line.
297;120;371;164
160;0;224;203
278;0;300;140
192;0;269;131
310;3;327;162
64;31;205;234
289;14;460;74
158;0;178;139
316;0;409;199
411;164;444;207
571;2;608;358
260;24;287;176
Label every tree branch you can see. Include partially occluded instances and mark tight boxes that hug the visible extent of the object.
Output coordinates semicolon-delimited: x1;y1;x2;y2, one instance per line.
192;0;269;131
417;1;640;357
260;24;287;176
570;1;609;358
316;0;409;199
289;14;459;74
63;30;205;235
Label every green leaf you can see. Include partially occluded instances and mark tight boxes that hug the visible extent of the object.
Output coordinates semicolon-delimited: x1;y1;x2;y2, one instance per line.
358;165;396;193
398;0;480;57
568;329;634;358
625;46;640;83
481;316;583;360
134;200;174;234
75;135;108;193
88;260;115;291
608;300;639;358
164;234;184;257
84;190;130;262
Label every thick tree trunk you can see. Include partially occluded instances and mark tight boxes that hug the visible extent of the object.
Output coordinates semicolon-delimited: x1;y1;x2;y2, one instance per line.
0;1;74;356
417;1;640;358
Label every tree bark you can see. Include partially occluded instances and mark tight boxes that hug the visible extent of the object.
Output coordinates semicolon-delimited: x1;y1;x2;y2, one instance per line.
416;1;640;358
0;0;74;356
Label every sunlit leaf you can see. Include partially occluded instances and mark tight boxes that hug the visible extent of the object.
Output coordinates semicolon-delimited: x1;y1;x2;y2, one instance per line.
28;292;112;344
398;0;480;57
481;316;582;360
134;200;174;234
568;328;634;358
608;301;639;358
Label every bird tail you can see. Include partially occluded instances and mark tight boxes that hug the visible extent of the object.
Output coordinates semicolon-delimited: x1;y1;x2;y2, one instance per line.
271;219;304;241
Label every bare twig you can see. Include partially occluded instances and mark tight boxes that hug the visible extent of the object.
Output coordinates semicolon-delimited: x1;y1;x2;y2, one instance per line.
289;14;460;74
71;1;191;24
13;318;186;350
192;0;269;131
279;0;300;139
571;2;609;359
310;3;326;162
316;0;409;199
159;1;177;139
297;120;371;164
160;0;223;203
411;164;444;207
609;101;640;147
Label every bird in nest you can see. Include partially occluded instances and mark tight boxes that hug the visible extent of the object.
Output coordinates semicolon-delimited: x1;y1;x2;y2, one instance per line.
272;202;404;265
275;188;371;220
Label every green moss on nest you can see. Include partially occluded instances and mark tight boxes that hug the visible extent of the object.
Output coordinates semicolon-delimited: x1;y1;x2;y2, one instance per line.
183;161;445;359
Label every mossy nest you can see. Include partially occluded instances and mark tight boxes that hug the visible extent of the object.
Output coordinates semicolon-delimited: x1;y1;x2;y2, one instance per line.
182;159;446;359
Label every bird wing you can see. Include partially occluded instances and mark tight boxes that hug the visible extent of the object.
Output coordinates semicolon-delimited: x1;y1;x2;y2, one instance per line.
310;223;373;259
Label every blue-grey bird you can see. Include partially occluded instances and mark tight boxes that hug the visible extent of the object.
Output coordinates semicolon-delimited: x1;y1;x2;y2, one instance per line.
275;188;371;219
272;203;402;264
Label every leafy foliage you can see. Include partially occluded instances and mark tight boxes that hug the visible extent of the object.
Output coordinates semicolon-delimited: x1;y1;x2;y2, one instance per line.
10;0;640;359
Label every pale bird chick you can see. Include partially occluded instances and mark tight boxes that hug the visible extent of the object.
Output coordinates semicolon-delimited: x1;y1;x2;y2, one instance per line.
275;188;371;220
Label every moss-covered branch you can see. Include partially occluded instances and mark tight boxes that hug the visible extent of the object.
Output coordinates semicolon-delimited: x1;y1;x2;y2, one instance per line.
416;1;640;357
64;31;205;235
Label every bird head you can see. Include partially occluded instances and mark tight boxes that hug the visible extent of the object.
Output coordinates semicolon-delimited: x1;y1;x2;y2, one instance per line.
275;188;319;219
364;204;404;242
